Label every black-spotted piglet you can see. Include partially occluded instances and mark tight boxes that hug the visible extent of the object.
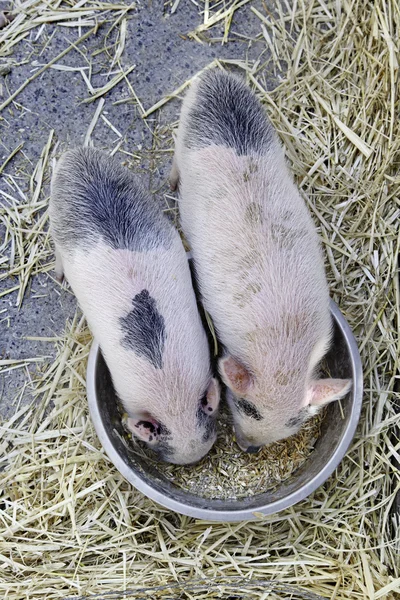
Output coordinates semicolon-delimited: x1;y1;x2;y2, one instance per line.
50;148;220;465
171;70;351;452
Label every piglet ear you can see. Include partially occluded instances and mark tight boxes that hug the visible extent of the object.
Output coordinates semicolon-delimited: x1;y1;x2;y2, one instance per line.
219;355;252;395
307;379;352;407
127;416;159;445
201;377;220;415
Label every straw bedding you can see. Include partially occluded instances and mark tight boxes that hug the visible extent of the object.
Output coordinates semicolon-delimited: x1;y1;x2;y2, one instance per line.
1;1;399;599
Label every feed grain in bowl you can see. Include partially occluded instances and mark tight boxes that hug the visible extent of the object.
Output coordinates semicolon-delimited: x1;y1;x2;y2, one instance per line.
121;404;326;500
87;300;363;521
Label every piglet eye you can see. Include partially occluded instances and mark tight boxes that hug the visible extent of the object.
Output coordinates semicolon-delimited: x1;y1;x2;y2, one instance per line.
233;398;263;421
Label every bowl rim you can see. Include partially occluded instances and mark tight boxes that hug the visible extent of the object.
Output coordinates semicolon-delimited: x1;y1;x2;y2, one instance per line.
87;299;363;522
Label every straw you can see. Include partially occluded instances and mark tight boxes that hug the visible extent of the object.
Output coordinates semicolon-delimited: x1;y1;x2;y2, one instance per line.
1;0;399;598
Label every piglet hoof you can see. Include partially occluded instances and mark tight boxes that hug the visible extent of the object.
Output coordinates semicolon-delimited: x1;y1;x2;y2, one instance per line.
54;249;64;283
169;156;179;192
169;176;179;192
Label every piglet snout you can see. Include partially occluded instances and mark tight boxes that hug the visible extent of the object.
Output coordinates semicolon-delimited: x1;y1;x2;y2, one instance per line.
234;427;262;453
245;445;262;454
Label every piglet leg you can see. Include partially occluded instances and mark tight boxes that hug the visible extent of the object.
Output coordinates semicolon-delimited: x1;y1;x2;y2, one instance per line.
169;155;180;192
55;247;64;283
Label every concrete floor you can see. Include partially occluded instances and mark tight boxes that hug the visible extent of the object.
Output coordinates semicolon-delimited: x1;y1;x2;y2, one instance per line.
0;1;269;418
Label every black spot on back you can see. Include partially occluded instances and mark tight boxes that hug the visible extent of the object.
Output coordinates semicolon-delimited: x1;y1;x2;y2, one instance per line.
185;70;274;155
120;290;166;369
202;418;217;443
233;398;263;421
51;148;172;252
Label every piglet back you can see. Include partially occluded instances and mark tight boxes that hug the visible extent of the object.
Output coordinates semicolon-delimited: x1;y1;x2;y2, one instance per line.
183;70;275;156
50;148;171;253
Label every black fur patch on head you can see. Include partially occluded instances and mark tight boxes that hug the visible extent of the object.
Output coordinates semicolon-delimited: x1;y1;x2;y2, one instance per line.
285;408;308;429
285;415;302;429
51;148;172;252
155;440;174;460
233;397;263;421
184;70;274;156
154;423;173;460
120;290;166;369
157;423;172;438
202;418;217;443
196;403;217;442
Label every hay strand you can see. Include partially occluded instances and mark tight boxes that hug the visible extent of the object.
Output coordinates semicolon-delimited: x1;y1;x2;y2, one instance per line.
0;1;399;598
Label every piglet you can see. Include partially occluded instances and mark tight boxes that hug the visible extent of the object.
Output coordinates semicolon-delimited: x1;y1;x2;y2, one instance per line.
171;70;351;452
50;147;220;465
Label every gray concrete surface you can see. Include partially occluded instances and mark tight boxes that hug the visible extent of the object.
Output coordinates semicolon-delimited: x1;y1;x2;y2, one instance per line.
0;1;271;418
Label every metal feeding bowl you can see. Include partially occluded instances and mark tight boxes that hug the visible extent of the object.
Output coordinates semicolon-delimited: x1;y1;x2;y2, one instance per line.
87;299;363;522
